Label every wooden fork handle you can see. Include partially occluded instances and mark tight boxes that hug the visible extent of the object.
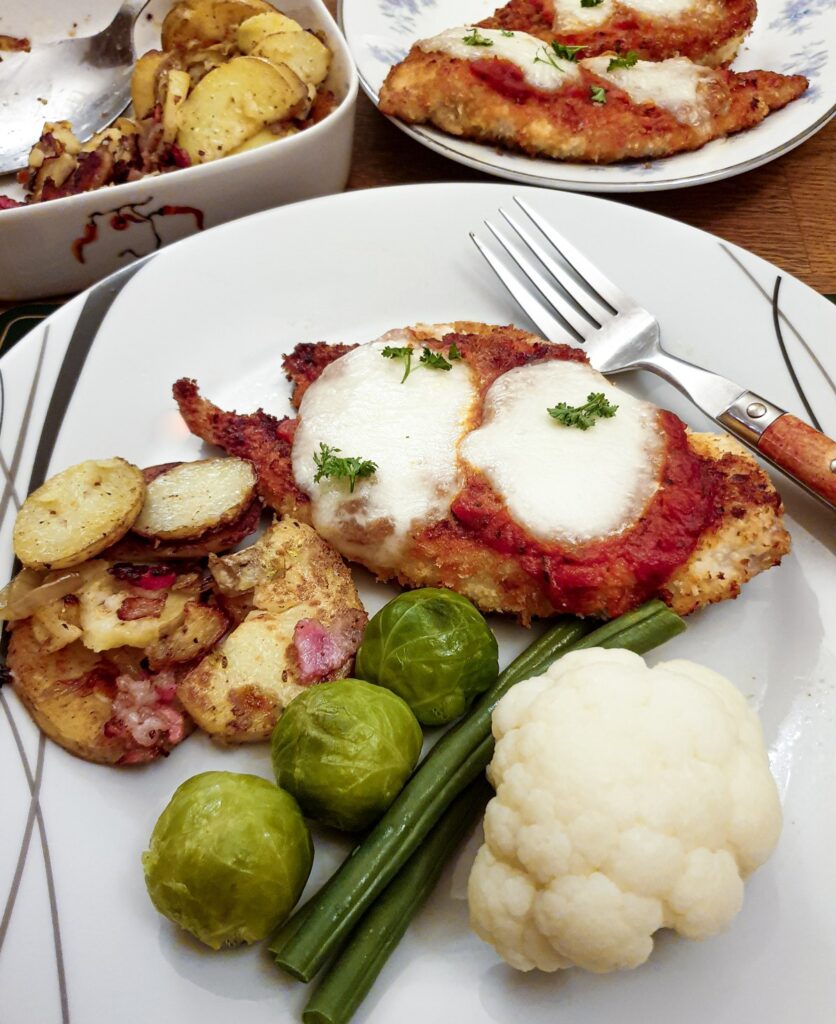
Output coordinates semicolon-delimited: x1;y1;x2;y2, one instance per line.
758;414;836;506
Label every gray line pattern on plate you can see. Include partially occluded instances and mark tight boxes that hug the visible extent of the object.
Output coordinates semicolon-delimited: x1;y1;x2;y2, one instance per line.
720;243;836;399
0;328;49;519
0;251;155;1024
771;276;822;430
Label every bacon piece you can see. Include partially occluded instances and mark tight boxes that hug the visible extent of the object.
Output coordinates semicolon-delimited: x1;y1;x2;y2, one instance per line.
173;378;308;516
117;594;166;621
292;608;367;684
105;671;187;756
109;563;178;590
0;196;24;210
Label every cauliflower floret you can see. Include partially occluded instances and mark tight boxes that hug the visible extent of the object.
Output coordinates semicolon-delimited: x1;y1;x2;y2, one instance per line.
468;648;782;973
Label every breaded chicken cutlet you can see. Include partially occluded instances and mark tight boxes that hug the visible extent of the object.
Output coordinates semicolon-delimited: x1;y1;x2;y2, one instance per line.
378;28;807;164
477;0;757;67
173;323;790;623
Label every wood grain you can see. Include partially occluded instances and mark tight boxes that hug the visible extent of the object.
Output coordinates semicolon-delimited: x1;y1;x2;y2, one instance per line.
758;414;836;505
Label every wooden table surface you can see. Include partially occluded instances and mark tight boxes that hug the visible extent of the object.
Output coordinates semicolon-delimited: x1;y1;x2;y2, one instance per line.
346;90;836;295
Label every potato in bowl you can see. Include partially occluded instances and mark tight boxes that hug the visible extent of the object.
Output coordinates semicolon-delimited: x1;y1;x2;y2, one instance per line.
0;0;358;300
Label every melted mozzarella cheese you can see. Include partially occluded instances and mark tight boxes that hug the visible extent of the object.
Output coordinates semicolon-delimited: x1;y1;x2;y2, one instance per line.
459;361;664;544
551;0;697;30
292;336;476;569
583;56;711;126
417;27;581;89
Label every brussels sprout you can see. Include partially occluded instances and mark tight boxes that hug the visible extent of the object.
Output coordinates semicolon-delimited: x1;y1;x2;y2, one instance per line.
270;679;422;832
142;771;312;949
355;588;498;725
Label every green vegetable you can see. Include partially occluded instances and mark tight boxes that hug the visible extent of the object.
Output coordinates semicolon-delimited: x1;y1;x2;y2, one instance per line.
547;391;618;430
462;27;494;47
608;50;639;71
142;771;312;950
355;588;498;725
500;29;514;37
419;347;454;371
273;602;684;981
301;778;492;1024
534;41;583;70
271;679;423;832
590;85;607;104
381;344;414;382
581;0;604;6
313;443;377;492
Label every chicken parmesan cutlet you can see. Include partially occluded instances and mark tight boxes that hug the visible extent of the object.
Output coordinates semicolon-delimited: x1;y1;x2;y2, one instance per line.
173;323;790;623
477;0;756;66
378;28;807;164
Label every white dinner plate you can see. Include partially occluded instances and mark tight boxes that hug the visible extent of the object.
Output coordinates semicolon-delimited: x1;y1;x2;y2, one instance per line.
340;0;835;192
0;183;834;1024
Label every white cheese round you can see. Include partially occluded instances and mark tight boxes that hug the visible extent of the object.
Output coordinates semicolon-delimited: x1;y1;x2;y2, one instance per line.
582;55;711;126
459;360;664;544
551;0;698;31
417;27;581;90
292;336;476;569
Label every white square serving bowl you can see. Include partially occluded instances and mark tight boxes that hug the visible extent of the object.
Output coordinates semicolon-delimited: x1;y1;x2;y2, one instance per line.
0;0;358;301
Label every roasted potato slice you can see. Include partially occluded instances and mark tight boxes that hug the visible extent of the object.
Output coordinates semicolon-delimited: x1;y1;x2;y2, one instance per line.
162;0;275;51
30;594;83;654
13;458;145;571
228;125;298;153
254;30;330;87
78;564;193;652
175;55;308;162
178;518;366;742
162;68;192;143
131;49;166;118
7;621;192;766
145;600;229;671
133;457;257;541
236;11;302;53
104;498;262;561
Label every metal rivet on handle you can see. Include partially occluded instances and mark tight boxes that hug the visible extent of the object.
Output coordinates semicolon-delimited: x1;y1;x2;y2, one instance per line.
830;458;836;474
746;402;768;419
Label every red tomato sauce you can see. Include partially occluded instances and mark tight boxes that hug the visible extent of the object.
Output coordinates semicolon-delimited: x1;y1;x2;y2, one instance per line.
469;58;541;102
450;410;720;616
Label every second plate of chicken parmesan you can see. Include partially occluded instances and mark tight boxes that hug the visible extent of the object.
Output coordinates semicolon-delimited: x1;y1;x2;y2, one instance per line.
342;0;834;190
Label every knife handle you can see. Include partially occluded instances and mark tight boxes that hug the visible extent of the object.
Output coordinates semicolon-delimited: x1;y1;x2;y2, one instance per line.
758;414;836;506
718;391;836;508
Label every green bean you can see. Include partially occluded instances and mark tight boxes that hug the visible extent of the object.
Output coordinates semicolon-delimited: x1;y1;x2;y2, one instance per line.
301;778;492;1024
274;601;684;982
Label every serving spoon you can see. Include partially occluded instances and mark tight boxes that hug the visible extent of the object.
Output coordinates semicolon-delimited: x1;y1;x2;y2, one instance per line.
0;0;149;175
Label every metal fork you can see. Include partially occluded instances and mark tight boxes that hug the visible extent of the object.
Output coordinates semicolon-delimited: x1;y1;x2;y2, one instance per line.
471;196;836;509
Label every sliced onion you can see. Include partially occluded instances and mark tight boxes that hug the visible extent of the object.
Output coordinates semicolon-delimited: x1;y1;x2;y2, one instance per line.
0;569;83;621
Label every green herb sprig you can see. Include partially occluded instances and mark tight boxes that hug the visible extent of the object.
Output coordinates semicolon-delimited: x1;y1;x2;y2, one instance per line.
581;0;605;7
313;443;377;492
590;84;607;104
534;40;584;70
462;27;493;47
607;50;638;71
381;345;414;382
500;28;514;36
547;392;619;430
382;343;461;381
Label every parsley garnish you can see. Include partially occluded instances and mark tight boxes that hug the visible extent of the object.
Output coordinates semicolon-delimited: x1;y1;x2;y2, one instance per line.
581;0;604;6
547;392;618;430
420;347;454;371
381;344;414;382
313;443;377;492
534;40;583;70
590;84;607;104
500;28;514;36
382;343;462;380
607;50;638;71
462;27;493;47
